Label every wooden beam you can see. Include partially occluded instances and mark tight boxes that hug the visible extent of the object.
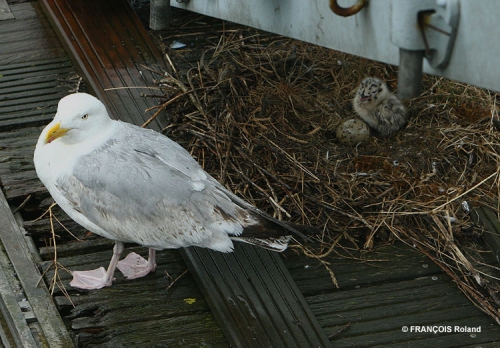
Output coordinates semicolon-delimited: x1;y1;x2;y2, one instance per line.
472;206;500;265
182;245;333;347
0;244;38;347
0;189;74;347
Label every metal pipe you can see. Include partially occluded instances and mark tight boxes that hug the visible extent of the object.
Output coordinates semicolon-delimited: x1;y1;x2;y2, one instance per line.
397;48;424;100
150;0;172;30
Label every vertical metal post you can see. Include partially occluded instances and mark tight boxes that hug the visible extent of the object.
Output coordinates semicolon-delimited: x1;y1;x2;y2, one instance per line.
397;48;424;100
150;0;172;30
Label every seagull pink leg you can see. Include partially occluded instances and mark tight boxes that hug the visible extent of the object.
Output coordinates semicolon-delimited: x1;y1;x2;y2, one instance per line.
70;241;124;290
117;248;157;279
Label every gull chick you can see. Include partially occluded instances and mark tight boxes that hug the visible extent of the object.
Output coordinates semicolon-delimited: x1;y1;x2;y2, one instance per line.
34;93;312;290
353;77;408;137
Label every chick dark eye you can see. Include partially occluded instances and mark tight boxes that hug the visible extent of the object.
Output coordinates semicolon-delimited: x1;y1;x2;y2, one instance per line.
81;114;89;120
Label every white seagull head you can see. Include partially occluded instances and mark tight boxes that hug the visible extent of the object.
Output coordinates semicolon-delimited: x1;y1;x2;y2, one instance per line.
40;93;113;146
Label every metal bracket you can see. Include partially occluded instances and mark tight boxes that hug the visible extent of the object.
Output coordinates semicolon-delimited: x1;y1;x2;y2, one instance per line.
329;0;368;17
391;0;460;69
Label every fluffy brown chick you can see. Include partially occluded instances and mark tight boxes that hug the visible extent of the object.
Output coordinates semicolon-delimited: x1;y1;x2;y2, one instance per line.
353;77;408;137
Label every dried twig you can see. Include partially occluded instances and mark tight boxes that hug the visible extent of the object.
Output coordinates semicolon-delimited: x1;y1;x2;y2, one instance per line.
38;203;75;306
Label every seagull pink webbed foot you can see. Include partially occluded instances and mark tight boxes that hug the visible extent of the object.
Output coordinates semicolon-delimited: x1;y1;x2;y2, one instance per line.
69;242;157;290
70;267;113;290
117;249;157;279
70;241;125;290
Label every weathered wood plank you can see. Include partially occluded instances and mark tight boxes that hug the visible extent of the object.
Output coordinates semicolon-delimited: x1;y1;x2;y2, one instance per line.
1;81;64;99
75;314;228;348
42;241;332;347
473;206;500;264
295;246;500;347
40;239;500;347
0;174;46;203
25;216;87;243
0;2;67;64
462;343;500;348
0;155;47;201
0;61;77;201
286;247;442;294
0;94;61;111
0;0;14;21
0;189;73;347
0;131;40;147
0;59;72;75
0;28;61;58
0;241;39;347
2;1;47;21
183;245;334;347
0;113;54;132
40;0;165;129
0;73;74;97
0;59;76;132
0;50;67;66
41;246;228;347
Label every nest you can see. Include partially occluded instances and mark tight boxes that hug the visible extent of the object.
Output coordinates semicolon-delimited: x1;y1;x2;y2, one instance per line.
144;23;500;324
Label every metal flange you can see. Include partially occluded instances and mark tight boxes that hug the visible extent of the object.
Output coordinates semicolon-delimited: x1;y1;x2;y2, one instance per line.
391;0;460;69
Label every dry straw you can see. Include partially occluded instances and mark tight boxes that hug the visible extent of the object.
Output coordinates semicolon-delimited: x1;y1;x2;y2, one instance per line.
147;27;500;324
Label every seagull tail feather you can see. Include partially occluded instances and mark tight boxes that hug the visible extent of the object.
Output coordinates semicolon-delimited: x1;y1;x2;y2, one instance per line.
230;235;291;252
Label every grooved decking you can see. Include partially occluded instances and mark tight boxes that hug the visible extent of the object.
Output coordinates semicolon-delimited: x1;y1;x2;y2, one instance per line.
40;0;165;129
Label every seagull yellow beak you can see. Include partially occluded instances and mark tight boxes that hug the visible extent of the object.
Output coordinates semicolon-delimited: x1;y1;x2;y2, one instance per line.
45;122;70;144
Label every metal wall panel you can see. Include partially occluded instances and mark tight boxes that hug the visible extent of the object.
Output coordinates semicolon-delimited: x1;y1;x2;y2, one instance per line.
172;0;500;92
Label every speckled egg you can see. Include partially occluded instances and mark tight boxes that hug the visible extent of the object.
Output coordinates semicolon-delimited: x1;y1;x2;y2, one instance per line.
336;118;370;146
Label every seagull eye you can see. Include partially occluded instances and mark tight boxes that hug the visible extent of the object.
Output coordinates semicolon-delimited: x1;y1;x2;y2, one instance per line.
81;114;89;120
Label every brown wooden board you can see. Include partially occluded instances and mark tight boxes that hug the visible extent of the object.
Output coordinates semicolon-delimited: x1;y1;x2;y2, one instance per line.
472;206;500;264
0;188;74;347
38;238;500;347
36;0;333;346
181;245;332;347
40;0;165;130
0;58;78;202
0;1;66;64
0;59;75;131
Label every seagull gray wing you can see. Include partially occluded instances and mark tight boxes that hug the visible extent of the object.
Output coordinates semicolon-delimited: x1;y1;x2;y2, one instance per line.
55;123;255;251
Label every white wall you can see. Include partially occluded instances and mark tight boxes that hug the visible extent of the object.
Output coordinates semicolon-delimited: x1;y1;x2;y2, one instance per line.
171;0;500;92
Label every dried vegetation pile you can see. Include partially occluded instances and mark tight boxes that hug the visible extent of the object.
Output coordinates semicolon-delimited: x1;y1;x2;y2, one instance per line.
147;16;500;323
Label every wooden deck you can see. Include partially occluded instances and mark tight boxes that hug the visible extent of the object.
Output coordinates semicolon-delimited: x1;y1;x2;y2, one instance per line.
0;1;499;347
38;0;332;346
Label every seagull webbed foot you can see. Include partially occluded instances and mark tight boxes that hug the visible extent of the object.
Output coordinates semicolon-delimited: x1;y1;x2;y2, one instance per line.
70;267;114;290
117;249;157;279
70;241;125;290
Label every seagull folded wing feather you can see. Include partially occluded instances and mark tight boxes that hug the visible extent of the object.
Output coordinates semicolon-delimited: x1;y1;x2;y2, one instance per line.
55;124;255;252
